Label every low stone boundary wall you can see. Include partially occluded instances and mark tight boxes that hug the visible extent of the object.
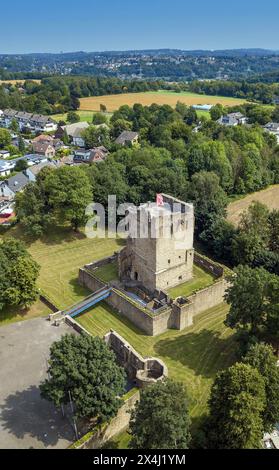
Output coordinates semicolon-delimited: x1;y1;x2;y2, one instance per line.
71;389;140;449
104;330;167;387
78;260;229;337
79;267;107;293
194;252;224;278
39;294;59;313
85;254;118;271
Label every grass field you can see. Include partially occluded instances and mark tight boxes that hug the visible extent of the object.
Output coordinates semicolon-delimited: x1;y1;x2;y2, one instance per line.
2;226;124;310
94;261;119;282
51;110;112;123
227;184;279;225
76;301;235;423
0;299;51;327
79;90;247;113
168;265;215;299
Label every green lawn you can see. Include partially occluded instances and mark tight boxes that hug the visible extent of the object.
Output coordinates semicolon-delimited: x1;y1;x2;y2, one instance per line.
3;225;124;310
103;430;131;449
94;261;119;283
51;110;112;124
76;301;236;424
0;299;51;327
168;265;215;299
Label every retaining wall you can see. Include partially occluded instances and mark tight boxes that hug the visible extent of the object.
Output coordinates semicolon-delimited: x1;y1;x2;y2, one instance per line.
72;390;140;450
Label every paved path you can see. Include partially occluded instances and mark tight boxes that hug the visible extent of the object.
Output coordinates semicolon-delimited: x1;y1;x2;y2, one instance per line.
0;317;76;449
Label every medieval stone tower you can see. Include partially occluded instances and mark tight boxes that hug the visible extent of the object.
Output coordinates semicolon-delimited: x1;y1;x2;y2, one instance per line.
118;194;194;292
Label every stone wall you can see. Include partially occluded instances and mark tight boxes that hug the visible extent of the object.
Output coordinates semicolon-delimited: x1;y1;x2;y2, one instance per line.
85;254;118;271
79;268;107;293
194;252;224;278
78;261;229;337
73;390;140;450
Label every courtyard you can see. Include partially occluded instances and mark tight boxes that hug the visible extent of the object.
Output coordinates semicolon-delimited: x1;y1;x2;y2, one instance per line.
0;317;77;449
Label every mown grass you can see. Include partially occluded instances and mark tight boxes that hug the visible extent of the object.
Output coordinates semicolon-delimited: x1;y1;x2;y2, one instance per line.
51;110;112;123
94;261;119;282
76;301;236;422
0;299;51;327
2;225;124;310
168;265;215;299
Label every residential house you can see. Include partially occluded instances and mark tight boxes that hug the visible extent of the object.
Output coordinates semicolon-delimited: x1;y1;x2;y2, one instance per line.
0;109;57;132
0;159;16;177
25;161;56;182
217;112;247;126
0;172;29;199
58;122;89;147
32;134;54;144
115;131;139;146
73;146;108;164
32;141;56;158
0;150;10;159
263;122;279;143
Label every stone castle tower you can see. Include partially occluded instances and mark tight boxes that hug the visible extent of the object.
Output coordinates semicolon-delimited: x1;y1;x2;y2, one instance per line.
118;194;194;292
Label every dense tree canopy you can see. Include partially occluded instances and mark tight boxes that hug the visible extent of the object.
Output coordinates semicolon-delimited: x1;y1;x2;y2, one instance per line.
0;238;39;311
129;380;191;449
207;363;266;449
40;334;126;420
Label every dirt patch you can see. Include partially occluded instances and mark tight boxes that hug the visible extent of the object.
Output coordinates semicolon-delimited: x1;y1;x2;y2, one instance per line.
227;185;279;226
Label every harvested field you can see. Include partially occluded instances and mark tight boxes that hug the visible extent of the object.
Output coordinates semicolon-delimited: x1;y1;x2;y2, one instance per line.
227;185;279;225
79;90;247;112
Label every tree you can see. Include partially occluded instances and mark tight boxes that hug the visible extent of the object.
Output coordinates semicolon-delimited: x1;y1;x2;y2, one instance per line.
92;112;108;125
188;171;227;235
0;128;12;148
15;159;28;172
100;103;107;113
81;125;111;149
18;134;25;154
129;380;191;449
42;166;92;231
207;363;266;449
40;334;126;420
9;118;19;133
0;238;40;311
210;104;223;121
243;343;279;432
67;111;80;123
225;265;279;340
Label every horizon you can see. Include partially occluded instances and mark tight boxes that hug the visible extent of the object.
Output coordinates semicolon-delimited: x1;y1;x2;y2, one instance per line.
2;0;279;54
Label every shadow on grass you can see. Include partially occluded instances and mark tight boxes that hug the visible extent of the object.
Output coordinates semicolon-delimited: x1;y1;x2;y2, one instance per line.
68;278;91;298
0;385;74;448
154;329;236;379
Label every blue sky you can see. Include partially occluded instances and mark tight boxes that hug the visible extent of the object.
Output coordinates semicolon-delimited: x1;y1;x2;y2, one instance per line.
2;0;279;53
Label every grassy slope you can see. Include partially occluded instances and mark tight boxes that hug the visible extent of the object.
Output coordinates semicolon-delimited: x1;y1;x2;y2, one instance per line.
0;299;51;327
168;265;215;299
3;226;124;310
77;301;235;422
51;110;112;123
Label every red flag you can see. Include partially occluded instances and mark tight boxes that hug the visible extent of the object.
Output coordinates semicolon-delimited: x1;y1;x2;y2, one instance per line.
156;194;164;206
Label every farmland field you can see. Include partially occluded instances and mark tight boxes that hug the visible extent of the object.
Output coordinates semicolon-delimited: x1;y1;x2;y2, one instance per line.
227;184;279;225
79;90;247;112
76;301;235;424
0;79;41;85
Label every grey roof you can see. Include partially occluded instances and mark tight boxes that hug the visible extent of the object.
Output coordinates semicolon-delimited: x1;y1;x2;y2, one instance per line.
6;172;29;193
28;161;56;176
62;122;89;138
264;122;279;131
115;131;139;145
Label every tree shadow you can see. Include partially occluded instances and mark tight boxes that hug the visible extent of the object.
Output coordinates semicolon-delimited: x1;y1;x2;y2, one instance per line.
154;328;237;379
0;385;75;448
